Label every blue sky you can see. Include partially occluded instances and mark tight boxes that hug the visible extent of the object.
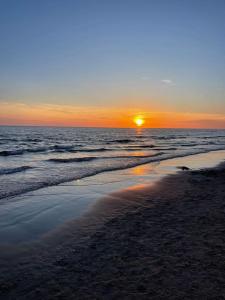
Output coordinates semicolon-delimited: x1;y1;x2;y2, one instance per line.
0;0;225;120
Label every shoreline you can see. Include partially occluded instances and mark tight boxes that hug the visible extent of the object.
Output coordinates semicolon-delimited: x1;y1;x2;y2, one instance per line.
1;145;225;201
1;149;225;244
1;160;225;298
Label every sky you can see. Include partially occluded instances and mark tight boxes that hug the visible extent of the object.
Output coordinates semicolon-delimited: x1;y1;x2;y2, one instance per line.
0;0;225;128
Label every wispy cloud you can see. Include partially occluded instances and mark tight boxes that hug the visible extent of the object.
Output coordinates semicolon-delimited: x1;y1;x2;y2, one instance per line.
161;79;175;86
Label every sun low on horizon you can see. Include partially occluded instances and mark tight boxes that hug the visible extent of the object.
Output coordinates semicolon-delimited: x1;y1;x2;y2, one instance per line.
134;116;145;127
0;1;225;129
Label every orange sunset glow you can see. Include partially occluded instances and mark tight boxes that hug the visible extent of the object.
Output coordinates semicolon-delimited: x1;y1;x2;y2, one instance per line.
1;102;225;128
1;2;225;299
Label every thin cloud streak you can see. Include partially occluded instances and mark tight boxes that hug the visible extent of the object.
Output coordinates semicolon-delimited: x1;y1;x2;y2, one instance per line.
161;79;175;86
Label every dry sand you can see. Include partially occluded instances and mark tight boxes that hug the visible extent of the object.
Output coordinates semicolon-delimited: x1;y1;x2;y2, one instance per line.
0;164;225;299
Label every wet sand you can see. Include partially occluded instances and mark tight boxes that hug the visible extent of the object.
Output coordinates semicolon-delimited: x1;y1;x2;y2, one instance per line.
1;163;225;299
1;149;225;245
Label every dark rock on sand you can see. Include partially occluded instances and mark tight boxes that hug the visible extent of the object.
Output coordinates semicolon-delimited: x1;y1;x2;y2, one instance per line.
177;166;190;171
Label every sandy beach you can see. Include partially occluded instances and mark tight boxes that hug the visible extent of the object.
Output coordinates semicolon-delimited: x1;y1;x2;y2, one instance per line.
1;161;225;299
1;0;225;298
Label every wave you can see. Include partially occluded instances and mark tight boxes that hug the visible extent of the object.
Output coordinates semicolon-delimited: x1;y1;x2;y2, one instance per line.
70;148;108;153
106;139;136;144
23;138;42;142
53;145;77;151
151;135;187;140
154;147;177;151
202;136;225;139
48;152;164;163
124;146;177;151
0;147;49;156
1;146;225;200
179;143;198;147
127;144;155;149
1;138;224;157
48;157;97;163
0;145;82;156
0;145;159;157
0;166;33;176
0;149;25;156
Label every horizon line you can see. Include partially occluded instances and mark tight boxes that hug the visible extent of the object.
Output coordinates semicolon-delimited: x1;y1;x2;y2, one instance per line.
0;124;225;130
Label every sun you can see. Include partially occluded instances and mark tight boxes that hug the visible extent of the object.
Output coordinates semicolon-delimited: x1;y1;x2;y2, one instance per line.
134;116;145;127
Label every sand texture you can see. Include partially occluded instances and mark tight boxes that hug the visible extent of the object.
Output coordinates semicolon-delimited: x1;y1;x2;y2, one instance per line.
0;164;225;299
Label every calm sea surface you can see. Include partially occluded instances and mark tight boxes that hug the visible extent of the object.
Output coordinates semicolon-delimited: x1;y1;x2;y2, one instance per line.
0;126;225;200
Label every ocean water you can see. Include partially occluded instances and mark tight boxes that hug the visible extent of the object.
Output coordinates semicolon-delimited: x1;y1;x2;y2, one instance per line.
0;126;225;200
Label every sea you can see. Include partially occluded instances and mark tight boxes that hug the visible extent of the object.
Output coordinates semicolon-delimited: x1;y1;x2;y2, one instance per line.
1;126;225;200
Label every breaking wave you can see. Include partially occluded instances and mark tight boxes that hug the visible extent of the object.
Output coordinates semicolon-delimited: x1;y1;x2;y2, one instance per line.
0;166;33;176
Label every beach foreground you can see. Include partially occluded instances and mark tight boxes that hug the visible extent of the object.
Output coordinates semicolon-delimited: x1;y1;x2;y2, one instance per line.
1;164;225;299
